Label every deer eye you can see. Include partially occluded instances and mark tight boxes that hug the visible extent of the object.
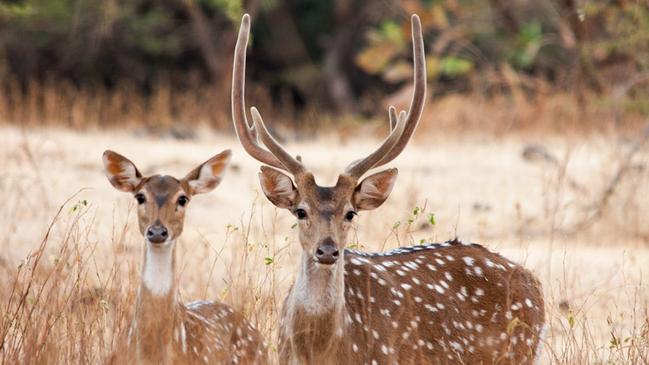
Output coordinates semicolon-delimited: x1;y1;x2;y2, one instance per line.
294;208;307;220
345;211;357;221
177;196;189;207
134;193;146;205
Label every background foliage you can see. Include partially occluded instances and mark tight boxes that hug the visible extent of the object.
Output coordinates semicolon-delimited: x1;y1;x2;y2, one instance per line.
0;0;647;127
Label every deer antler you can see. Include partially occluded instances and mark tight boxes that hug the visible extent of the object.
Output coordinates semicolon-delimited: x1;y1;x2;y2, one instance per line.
232;14;424;179
231;14;304;173
250;107;305;175
345;14;427;179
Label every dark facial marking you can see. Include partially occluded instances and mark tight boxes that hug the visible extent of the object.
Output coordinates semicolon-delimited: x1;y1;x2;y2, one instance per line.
155;194;169;207
145;175;182;207
309;184;355;219
319;208;335;220
314;186;335;201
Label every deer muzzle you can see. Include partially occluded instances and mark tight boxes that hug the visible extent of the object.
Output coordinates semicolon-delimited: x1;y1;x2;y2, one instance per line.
315;238;339;265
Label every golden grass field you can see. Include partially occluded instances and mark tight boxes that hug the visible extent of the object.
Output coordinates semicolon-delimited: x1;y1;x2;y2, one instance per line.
0;124;647;364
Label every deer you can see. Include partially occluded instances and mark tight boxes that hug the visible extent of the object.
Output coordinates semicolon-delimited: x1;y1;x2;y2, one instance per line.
103;149;267;365
231;13;546;365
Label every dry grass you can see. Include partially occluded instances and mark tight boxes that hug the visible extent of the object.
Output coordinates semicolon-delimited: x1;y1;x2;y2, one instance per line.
0;78;231;130
2;78;647;137
0;124;648;364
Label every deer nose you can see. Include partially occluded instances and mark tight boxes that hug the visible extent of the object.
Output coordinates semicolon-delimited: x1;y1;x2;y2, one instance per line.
315;239;339;265
146;225;168;244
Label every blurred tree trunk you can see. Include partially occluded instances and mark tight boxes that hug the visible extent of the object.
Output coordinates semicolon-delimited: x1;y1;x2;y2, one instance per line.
263;5;313;67
182;0;230;80
261;2;319;114
181;0;236;109
488;0;520;33
322;0;382;114
321;0;358;114
556;0;604;93
322;29;356;114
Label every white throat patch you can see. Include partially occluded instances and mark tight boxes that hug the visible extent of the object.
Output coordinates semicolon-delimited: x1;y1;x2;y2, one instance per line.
291;253;344;315
142;241;174;296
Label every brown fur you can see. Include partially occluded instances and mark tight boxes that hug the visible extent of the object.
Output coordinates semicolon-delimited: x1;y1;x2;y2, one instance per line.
259;172;545;364
103;150;268;364
279;240;545;365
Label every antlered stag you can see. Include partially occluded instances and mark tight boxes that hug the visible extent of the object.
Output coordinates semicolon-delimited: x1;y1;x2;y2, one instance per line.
231;13;545;365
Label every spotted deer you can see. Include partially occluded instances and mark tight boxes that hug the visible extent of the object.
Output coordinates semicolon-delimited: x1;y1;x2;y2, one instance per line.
103;150;267;365
231;13;545;365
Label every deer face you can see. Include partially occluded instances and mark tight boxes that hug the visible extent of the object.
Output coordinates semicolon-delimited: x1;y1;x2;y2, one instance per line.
103;150;231;246
259;168;398;265
130;176;189;244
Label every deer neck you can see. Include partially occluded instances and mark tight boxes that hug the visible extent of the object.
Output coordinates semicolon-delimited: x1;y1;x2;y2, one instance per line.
283;250;347;361
130;241;182;363
291;250;346;314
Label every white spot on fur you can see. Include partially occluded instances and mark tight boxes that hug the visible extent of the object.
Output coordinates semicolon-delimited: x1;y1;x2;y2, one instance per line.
463;256;475;266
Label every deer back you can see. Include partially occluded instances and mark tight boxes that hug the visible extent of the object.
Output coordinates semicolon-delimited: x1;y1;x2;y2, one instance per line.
339;239;544;364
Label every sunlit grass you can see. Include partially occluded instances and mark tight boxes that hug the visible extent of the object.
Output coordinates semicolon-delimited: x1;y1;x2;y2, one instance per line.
0;125;647;364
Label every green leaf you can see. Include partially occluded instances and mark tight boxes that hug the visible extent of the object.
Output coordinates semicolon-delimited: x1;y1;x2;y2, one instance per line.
511;22;543;69
355;41;399;74
379;20;405;46
201;0;243;22
428;213;436;225
426;56;442;79
441;57;473;77
518;22;542;45
99;299;110;311
70;199;89;213
568;312;575;328
0;3;35;18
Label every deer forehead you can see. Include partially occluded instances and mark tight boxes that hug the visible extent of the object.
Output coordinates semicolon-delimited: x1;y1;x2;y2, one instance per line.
300;198;350;219
300;181;356;209
141;175;186;207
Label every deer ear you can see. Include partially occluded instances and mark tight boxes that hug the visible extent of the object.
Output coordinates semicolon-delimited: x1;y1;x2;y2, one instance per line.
103;150;143;193
352;168;398;211
183;150;231;195
258;166;297;209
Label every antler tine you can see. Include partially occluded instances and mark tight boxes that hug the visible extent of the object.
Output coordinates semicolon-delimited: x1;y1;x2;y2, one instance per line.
388;108;408;131
388;106;398;131
231;14;285;171
345;15;427;179
345;108;408;178
373;14;427;167
251;107;305;175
